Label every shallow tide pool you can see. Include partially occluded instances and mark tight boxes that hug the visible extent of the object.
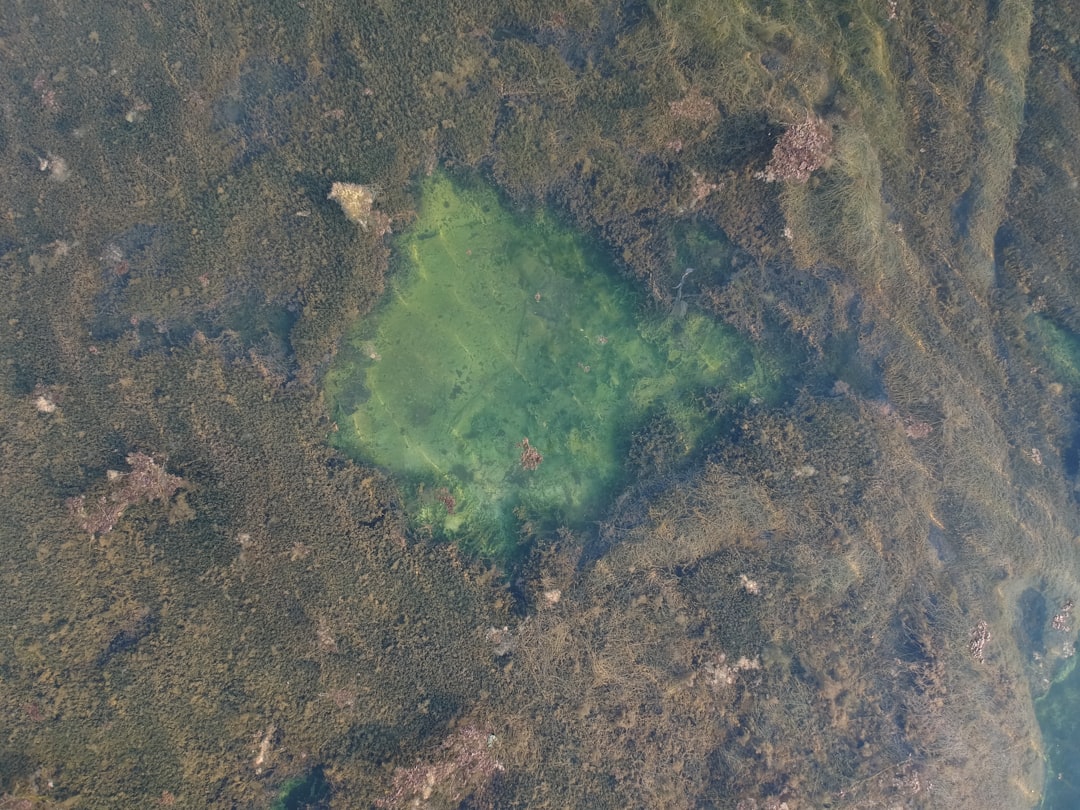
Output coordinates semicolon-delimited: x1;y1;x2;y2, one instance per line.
325;173;778;558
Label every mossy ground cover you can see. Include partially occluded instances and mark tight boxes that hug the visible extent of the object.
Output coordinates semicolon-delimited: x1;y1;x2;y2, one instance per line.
325;173;778;557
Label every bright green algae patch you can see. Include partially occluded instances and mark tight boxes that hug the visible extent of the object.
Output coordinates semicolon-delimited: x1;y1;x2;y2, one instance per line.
325;174;777;557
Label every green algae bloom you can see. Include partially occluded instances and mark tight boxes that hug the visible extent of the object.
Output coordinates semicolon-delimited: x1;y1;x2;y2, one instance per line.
326;174;777;557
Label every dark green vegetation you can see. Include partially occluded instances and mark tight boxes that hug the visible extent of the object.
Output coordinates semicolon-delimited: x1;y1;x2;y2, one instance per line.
0;0;1079;808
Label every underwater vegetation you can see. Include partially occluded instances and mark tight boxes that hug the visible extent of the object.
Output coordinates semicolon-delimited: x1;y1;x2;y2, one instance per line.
1038;655;1080;809
0;0;1079;807
326;173;778;558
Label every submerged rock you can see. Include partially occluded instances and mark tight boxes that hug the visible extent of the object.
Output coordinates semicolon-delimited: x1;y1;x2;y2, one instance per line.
328;181;376;229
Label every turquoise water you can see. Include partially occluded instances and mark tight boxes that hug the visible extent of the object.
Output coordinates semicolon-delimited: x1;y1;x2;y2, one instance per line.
1039;659;1080;808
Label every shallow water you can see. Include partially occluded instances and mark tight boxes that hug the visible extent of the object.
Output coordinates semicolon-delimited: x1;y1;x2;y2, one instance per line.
1039;658;1080;809
2;0;1080;806
326;173;779;557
